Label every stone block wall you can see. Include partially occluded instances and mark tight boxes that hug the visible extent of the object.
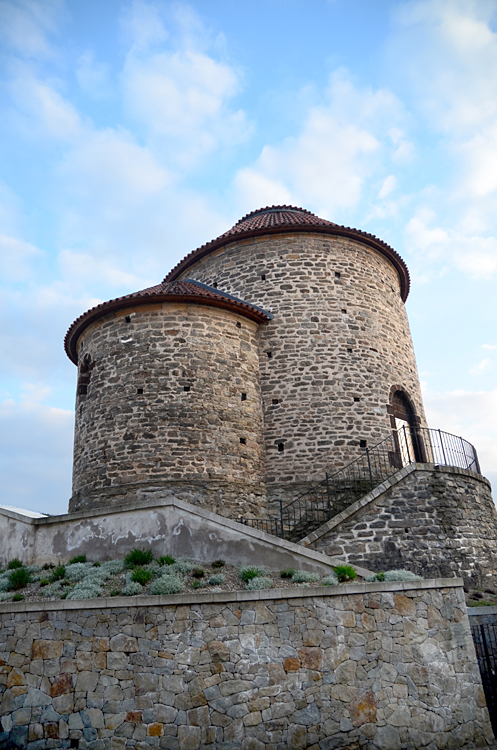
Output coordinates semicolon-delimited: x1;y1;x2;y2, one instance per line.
180;233;427;500
0;579;494;749
305;464;497;589
70;304;265;518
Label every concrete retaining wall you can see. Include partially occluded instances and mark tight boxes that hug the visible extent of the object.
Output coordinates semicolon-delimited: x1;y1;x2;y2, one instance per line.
0;579;494;749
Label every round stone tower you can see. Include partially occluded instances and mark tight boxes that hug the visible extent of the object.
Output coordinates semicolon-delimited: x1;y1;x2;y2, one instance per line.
65;280;270;516
166;206;427;505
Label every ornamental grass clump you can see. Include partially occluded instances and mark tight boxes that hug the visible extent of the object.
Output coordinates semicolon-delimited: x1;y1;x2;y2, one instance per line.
124;548;154;568
280;568;296;579
158;555;175;566
8;568;31;591
131;567;153;586
212;559;225;568
50;565;66;583
68;554;86;565
7;559;23;570
150;574;184;595
333;565;357;583
239;565;266;582
246;576;272;591
291;570;320;584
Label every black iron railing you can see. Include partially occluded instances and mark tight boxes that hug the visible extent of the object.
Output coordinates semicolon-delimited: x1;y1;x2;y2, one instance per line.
471;621;497;738
239;427;481;542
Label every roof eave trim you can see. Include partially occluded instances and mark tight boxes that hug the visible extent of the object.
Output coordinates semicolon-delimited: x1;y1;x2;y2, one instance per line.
164;224;410;301
64;292;271;365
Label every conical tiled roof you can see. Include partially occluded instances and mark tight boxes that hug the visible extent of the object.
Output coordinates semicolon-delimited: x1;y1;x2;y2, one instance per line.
165;205;410;300
65;279;272;364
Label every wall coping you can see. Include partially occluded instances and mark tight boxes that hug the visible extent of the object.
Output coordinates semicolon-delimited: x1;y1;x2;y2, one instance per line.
0;577;463;615
467;605;497;617
0;494;373;578
300;462;490;547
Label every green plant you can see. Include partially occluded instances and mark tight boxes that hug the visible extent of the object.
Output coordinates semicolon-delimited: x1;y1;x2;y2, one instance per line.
280;568;296;579
66;581;103;600
131;567;153;586
12;593;24;601
158;555;176;566
8;568;31;590
333;565;357;583
291;570;320;584
69;555;87;565
246;577;272;591
7;559;23;570
42;563;54;570
150;574;184;595
376;572;385;581
192;580;206;589
50;565;66;582
110;589;122;597
125;548;154;567
122;581;143;596
93;561;101;567
322;574;339;586
239;565;265;582
383;569;423;582
212;559;225;568
208;574;225;585
61;592;68;599
39;579;50;587
192;568;205;579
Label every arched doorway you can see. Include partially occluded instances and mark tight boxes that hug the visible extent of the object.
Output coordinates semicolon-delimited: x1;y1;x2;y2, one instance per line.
388;389;424;465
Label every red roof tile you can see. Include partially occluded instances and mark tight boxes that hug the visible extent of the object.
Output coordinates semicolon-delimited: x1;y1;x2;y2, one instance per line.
164;205;410;301
64;279;272;364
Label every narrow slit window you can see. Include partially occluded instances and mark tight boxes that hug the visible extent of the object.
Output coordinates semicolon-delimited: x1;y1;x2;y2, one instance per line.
335;271;341;279
277;443;284;452
240;437;246;445
354;397;360;402
360;440;367;448
347;348;353;354
236;322;241;328
241;393;247;401
184;386;190;392
267;351;272;358
341;309;347;314
261;274;266;280
272;399;279;405
137;388;143;395
212;281;218;288
125;316;131;323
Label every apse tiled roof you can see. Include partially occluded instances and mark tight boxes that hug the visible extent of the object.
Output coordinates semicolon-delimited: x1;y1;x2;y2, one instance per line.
165;205;410;301
64;279;272;364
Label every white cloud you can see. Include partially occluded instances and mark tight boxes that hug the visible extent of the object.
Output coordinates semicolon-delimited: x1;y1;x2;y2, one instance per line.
470;358;492;375
482;344;497;350
0;0;62;59
0;235;43;281
10;73;82;140
377;175;397;200
233;70;407;217
76;51;112;99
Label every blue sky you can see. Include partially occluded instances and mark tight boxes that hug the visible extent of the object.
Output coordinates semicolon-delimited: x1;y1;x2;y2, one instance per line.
1;0;497;513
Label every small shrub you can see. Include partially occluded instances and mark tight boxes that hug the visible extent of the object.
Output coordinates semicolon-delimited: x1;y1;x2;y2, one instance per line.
42;563;54;570
239;565;265;582
192;568;204;579
7;559;23;570
383;569;423;582
50;565;66;582
131;567;153;586
122;581;143;596
125;548;154;567
212;559;225;568
169;559;195;575
246;576;272;591
334;565;357;583
110;589;122;597
93;562;101;567
208;574;225;585
150;575;184;595
192;580;206;589
66;581;102;600
41;581;65;598
376;572;385;581
69;555;86;565
99;560;125;575
26;565;41;574
158;555;175;566
65;562;93;582
61;592;68;599
12;593;24;601
0;592;12;602
39;579;50;587
322;573;339;586
291;570;320;584
280;568;296;579
8;568;31;590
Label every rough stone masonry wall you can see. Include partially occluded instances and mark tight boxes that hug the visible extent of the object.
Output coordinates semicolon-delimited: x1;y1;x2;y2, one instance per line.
307;465;497;589
0;580;494;750
70;303;266;519
180;233;427;504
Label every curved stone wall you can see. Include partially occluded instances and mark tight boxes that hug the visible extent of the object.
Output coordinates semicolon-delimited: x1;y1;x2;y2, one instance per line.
70;303;265;517
179;232;427;498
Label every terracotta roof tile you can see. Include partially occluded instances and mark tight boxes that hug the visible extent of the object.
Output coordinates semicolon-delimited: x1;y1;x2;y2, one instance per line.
165;205;410;301
65;279;272;365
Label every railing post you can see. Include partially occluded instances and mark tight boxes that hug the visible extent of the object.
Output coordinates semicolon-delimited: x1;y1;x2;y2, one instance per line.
325;473;331;519
279;497;284;536
366;448;374;490
439;428;448;466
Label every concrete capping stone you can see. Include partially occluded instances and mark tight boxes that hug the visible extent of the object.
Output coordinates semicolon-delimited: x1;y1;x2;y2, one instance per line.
467;605;497;616
300;462;490;546
0;576;463;614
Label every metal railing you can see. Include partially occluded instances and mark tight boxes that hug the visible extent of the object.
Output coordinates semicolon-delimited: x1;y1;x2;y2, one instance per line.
239;426;481;542
471;622;497;738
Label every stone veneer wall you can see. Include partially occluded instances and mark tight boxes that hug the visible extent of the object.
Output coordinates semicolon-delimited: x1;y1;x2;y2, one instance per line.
179;233;427;503
304;464;497;589
0;579;494;750
70;304;265;518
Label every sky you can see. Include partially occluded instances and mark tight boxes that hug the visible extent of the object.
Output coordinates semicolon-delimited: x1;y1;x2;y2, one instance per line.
1;0;497;514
